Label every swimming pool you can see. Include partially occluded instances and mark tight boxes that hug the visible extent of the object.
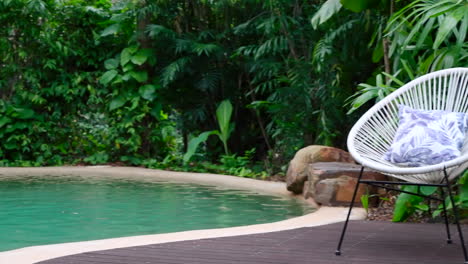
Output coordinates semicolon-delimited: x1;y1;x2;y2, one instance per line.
0;175;314;251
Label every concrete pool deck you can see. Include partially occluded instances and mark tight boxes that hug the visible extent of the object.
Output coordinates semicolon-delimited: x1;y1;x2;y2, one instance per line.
0;166;366;264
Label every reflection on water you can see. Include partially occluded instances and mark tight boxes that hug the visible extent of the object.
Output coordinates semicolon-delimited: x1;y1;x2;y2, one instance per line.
0;176;314;251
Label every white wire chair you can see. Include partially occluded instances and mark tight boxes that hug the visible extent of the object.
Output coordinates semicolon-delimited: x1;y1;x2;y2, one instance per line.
336;68;468;263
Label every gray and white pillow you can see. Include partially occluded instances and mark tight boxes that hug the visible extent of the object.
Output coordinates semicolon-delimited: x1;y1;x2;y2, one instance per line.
384;105;468;167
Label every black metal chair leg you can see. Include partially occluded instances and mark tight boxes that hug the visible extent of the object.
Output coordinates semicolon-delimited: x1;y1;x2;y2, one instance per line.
335;166;365;256
440;187;453;244
443;168;468;264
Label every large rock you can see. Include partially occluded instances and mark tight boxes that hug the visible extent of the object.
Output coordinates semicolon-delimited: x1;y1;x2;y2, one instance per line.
304;162;387;206
286;146;354;194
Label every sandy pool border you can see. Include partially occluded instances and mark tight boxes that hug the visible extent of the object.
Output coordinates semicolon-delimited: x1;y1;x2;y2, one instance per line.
0;166;366;264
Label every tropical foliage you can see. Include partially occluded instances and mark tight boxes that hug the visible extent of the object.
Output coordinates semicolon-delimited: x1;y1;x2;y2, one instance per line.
0;0;466;190
0;0;371;171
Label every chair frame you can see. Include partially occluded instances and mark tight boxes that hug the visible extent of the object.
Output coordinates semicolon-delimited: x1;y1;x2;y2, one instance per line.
335;68;468;263
335;166;468;264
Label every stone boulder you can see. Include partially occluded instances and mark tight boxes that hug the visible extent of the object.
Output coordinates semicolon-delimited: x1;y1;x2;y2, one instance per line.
304;162;387;206
286;146;354;194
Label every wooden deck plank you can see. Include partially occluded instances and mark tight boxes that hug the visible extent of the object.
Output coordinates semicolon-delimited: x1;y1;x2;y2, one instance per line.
38;221;468;264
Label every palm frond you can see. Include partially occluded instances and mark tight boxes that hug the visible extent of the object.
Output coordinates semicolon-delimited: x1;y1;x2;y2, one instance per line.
312;39;332;66
160;57;193;86
191;42;222;57
195;70;221;92
175;39;193;54
146;24;175;39
253;36;288;60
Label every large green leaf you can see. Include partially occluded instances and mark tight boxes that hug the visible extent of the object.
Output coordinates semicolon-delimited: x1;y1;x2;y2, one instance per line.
7;122;28;131
123;63;134;73
122;73;131;81
109;96;126;111
420;186;437;196
216;100;233;154
340;0;370;13
0;116;12;127
459;182;468;204
372;41;383;63
311;0;342;29
138;84;157;100
183;131;215;163
104;58;119;70
392;186;423;222
150;103;163;119
456;10;467;45
14;108;35;119
130;71;148;83
99;70;118;85
433;8;464;49
131;49;151;65
100;24;120;37
4;142;18;150
120;48;132;66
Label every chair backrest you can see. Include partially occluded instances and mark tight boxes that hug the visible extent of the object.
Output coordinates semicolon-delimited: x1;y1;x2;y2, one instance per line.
347;68;468;180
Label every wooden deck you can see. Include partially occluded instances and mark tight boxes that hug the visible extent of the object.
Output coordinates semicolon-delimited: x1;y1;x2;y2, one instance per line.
38;220;468;264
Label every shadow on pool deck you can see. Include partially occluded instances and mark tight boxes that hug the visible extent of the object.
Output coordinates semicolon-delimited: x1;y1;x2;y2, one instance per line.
38;220;467;264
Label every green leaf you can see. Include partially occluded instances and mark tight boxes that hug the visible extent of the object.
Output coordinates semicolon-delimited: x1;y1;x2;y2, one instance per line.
361;194;369;212
122;73;131;81
4;142;17;150
456;10;467;45
381;72;405;86
0;116;12;127
459;182;468;203
392;192;412;222
130;71;148;83
392;186;423;222
109;96;126;111
123;63;134;73
192;43;221;56
14;108;35;119
150;103;162;119
414;204;429;212
131;49;150;65
216;100;233;154
3;0;12;7
444;196;453;210
127;45;139;54
183;131;216;163
138;84;157;100
100;70;118;85
400;59;415;80
100;24;120;37
5;122;28;133
120;48;132;66
340;0;370;13
416;17;436;49
372;41;383;63
348;89;377;112
433;9;464;49
104;59;119;70
311;0;342;29
420;186;437;196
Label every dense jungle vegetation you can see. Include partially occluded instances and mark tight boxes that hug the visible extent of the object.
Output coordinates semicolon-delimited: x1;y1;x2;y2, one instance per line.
0;0;466;179
1;0;468;222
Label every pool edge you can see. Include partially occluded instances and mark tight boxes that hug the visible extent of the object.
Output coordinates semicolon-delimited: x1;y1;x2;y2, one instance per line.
0;166;366;264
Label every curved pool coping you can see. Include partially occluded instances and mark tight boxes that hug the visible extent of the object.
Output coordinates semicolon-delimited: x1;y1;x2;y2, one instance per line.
0;166;366;264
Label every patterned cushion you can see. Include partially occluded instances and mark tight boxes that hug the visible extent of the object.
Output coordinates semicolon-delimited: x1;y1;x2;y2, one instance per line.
384;105;468;167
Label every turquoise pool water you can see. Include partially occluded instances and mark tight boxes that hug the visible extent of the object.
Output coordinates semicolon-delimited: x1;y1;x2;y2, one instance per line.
0;176;314;251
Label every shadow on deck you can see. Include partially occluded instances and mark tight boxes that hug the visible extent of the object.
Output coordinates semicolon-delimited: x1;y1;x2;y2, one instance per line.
38;220;467;264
